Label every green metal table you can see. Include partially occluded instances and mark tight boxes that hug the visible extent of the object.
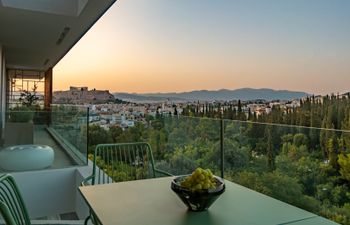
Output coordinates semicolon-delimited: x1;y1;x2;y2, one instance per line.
78;177;338;225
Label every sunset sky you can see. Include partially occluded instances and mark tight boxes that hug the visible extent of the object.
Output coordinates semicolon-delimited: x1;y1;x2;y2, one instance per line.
54;0;350;95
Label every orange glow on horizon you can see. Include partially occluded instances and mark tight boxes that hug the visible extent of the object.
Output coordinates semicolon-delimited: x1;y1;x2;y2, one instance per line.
54;0;350;95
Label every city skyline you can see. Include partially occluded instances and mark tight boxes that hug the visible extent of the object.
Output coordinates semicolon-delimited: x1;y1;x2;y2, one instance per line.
54;0;350;95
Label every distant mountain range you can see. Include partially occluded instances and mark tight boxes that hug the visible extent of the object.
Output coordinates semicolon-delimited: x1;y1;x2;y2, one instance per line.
113;88;310;102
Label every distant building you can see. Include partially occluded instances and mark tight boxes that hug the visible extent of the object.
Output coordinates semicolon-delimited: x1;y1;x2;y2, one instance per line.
89;113;100;122
53;86;115;104
265;107;272;114
121;119;135;128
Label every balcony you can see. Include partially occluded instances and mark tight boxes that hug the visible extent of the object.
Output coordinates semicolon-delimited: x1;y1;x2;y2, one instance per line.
86;115;349;224
0;106;88;170
0;111;348;224
0;106;89;224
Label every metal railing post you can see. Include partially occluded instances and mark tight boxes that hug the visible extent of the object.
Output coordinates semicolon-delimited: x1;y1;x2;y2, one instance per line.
220;117;224;178
86;107;89;163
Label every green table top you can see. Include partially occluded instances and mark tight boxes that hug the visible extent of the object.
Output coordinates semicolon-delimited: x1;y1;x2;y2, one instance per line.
79;177;337;225
279;216;339;225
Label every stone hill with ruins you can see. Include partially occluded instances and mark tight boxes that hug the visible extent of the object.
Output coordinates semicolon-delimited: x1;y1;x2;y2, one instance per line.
53;87;115;104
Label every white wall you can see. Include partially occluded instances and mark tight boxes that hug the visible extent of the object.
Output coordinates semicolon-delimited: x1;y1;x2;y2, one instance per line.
1;0;87;17
12;168;79;219
74;166;91;219
11;166;91;220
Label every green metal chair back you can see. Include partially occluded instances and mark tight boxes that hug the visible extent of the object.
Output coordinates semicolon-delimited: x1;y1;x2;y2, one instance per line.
0;174;31;225
91;142;157;185
82;142;171;225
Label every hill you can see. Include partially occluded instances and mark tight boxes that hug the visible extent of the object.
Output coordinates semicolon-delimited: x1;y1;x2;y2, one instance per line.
114;88;309;102
53;86;115;104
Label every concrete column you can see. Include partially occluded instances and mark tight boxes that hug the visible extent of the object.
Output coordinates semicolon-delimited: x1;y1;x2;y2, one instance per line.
44;67;53;110
0;45;2;143
0;44;2;110
0;45;5;143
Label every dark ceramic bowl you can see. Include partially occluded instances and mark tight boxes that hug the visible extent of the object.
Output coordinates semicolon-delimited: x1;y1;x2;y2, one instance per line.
171;175;225;211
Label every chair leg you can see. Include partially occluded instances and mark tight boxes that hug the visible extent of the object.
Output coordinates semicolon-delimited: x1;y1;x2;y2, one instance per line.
84;215;91;225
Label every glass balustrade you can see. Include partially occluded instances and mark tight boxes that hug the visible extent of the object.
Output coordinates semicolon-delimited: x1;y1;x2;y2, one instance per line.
91;115;349;223
0;106;88;172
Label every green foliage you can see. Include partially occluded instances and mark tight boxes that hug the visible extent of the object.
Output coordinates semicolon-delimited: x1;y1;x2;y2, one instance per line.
338;153;350;182
281;134;294;143
261;172;303;205
293;133;309;147
8;106;34;122
88;125;112;152
231;171;321;212
107;162;150;182
87;96;350;224
91;154;151;182
19;84;39;107
320;203;350;225
265;127;275;171
281;142;308;161
221;138;250;170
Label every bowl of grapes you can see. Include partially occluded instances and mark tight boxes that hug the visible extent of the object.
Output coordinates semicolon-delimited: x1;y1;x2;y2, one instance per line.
171;168;225;211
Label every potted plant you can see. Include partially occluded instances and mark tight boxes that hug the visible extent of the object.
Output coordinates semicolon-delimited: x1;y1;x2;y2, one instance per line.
4;85;39;146
8;106;34;123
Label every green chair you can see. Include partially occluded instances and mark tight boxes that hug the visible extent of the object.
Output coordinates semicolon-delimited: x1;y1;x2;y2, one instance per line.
0;174;31;225
82;142;172;224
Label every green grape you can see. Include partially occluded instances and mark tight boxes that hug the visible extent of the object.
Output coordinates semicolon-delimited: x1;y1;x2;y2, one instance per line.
180;168;217;191
195;184;202;190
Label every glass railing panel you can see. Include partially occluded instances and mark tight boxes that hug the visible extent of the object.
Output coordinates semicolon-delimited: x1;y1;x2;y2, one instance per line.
0;107;88;172
88;115;222;176
51;105;88;164
223;119;350;224
154;116;221;176
86;114;350;223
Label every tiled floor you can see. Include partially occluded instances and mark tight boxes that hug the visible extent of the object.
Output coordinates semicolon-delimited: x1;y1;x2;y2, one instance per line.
36;212;79;220
0;126;77;172
34;125;76;168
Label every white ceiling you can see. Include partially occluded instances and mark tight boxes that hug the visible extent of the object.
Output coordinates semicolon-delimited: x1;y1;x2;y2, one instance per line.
0;0;117;71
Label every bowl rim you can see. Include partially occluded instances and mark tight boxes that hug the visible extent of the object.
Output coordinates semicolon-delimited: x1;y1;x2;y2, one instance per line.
171;174;225;194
